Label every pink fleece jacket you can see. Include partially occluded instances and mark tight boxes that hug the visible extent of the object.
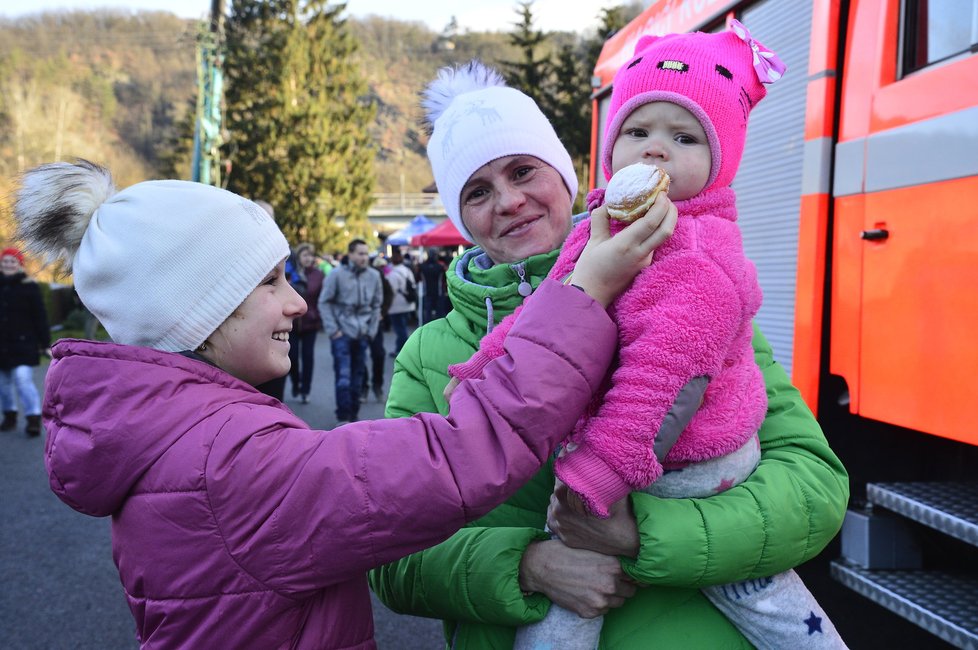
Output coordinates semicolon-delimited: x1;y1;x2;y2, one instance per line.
450;187;767;516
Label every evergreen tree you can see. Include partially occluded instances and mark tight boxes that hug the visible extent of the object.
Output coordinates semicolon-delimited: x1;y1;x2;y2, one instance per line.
157;98;197;180
501;4;633;206
548;43;590;161
501;1;552;110
586;5;629;64
223;0;376;251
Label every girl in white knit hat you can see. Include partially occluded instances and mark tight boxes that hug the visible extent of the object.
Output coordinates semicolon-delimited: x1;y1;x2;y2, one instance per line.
10;159;671;649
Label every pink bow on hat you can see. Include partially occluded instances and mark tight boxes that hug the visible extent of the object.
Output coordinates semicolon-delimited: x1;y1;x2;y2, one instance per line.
729;18;786;84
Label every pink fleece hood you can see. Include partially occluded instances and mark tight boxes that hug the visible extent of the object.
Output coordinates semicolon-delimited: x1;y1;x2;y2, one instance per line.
601;19;786;191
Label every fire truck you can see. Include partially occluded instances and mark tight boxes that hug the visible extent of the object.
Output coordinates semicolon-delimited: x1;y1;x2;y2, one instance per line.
591;1;978;647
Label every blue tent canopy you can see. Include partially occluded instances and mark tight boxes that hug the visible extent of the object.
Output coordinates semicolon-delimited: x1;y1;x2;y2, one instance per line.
387;215;436;246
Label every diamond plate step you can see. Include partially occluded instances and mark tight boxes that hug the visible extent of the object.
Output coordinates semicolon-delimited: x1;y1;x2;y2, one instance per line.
868;482;978;547
831;560;978;649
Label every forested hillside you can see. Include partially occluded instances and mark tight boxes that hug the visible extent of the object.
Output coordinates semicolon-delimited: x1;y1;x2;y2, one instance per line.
0;11;197;189
0;3;640;246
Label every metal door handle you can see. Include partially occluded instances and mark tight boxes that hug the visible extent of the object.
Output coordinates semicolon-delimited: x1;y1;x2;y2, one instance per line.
860;228;889;241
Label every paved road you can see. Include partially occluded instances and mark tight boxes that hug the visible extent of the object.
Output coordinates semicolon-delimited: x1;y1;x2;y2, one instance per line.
0;328;445;649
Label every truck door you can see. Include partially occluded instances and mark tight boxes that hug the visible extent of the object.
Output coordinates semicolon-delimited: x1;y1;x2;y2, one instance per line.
830;0;978;445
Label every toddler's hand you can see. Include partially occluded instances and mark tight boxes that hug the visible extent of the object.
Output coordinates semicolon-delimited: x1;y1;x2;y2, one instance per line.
569;197;677;307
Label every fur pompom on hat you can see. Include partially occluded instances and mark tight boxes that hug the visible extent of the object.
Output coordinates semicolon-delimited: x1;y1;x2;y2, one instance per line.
602;19;785;191
12;160;289;352
422;60;577;243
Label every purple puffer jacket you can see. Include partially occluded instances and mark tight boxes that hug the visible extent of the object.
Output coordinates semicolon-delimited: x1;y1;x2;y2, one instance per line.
43;280;615;649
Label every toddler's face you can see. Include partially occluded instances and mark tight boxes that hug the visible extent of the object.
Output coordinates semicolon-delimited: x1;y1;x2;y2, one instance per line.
202;258;307;386
610;102;711;201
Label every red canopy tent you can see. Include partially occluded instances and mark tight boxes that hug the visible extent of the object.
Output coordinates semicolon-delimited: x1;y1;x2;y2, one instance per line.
411;219;471;247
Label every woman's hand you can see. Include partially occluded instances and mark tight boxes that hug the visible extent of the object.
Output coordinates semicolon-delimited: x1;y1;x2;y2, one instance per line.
548;479;641;558
519;539;637;619
554;446;595;517
569;197;677;307
564;487;590;516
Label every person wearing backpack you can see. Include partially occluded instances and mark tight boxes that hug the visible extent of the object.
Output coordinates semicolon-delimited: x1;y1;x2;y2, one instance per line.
387;250;416;357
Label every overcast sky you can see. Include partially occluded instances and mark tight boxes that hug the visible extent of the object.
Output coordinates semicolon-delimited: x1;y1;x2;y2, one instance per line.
1;0;626;34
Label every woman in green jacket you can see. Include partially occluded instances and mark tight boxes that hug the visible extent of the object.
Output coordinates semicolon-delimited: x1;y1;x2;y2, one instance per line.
369;61;848;648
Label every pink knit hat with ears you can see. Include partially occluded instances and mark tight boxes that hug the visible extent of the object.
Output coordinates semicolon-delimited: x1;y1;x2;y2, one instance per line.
601;19;786;192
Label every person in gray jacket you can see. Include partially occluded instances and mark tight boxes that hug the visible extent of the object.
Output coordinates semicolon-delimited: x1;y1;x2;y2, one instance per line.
318;239;382;423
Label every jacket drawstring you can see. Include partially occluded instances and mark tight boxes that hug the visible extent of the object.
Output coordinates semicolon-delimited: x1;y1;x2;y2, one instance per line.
514;263;533;297
485;297;495;334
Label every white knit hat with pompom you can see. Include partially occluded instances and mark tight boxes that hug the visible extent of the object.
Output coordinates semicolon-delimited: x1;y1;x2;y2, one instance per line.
13;160;289;352
422;61;578;242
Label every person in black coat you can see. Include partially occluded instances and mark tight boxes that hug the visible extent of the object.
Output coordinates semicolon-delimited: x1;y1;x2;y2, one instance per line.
287;243;326;404
0;248;50;436
419;249;449;324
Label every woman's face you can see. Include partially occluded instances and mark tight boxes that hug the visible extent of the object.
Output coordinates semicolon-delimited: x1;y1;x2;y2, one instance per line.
298;249;315;269
1;255;22;276
201;259;307;386
459;155;573;264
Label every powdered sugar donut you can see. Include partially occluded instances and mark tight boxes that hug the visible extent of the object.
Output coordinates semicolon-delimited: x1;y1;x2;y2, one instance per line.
604;163;671;223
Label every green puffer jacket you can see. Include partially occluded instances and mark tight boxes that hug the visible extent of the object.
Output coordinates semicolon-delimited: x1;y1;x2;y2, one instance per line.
370;246;849;649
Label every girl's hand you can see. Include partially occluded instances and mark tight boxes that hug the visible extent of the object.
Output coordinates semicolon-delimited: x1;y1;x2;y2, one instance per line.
519;539;637;618
569;196;677;307
548;479;641;558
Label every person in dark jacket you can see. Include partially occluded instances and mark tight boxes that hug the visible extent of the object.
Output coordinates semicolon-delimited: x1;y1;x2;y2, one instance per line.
420;248;449;324
288;242;325;404
0;247;50;436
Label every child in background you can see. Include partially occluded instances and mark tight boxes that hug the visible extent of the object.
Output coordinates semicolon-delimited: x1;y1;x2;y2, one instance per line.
448;20;846;650
0;247;50;436
11;159;669;649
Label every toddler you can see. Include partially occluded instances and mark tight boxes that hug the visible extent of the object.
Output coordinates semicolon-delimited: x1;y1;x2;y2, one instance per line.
448;20;846;650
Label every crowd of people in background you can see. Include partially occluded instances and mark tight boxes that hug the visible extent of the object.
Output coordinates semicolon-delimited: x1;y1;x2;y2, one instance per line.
302;235;457;423
1;211;460;436
186;195;459;423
